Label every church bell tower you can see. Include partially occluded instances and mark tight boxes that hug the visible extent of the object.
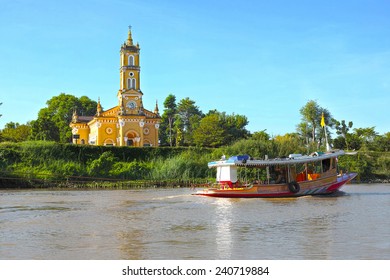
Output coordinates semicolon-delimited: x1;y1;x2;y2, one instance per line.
118;26;143;115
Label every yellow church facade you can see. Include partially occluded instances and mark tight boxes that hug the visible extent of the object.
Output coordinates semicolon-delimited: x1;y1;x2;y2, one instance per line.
70;28;161;147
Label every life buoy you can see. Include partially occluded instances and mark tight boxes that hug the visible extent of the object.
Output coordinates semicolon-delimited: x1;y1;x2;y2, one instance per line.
288;181;300;193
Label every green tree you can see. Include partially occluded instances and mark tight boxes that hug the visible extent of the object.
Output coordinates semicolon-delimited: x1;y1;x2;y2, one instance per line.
354;127;378;143
299;100;333;145
160;94;177;146
296;121;312;150
30;108;60;141
193;113;224;147
374;132;390;152
274;133;306;156
175;97;203;146
252;130;270;141
221;113;250;144
30;93;97;143
1;122;32;142
334;120;353;150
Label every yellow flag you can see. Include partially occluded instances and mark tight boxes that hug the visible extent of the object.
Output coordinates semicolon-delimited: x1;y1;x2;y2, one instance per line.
320;112;326;127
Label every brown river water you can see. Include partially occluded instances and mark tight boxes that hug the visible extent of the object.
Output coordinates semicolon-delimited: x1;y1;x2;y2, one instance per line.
0;184;389;260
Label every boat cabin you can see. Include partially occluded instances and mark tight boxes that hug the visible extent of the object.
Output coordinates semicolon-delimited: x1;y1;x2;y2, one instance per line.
209;152;339;188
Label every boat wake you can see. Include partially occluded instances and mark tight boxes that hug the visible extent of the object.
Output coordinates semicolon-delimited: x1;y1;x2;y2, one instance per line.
314;190;348;197
152;194;191;200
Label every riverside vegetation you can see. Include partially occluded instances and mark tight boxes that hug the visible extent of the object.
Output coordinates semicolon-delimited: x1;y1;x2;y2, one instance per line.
0;139;388;189
1;97;389;188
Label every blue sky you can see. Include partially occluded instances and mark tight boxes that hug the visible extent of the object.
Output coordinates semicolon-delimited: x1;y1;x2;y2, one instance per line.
0;0;389;136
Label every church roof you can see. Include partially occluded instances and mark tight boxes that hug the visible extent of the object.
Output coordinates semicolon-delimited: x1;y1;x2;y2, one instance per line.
74;116;94;124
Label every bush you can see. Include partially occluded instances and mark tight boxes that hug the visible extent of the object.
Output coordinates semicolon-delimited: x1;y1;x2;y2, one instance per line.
87;151;118;177
110;161;152;180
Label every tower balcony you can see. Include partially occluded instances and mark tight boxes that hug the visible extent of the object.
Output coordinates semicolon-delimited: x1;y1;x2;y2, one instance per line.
121;65;140;71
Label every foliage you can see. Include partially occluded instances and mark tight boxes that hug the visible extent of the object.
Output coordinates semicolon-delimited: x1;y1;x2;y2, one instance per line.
193;113;225;147
29;93;97;143
0;142;214;186
252;130;270;141
273;133;307;156
160;94;177;147
219;111;250;144
110;161;152;180
334;120;353;150
298;100;333;144
148;149;212;180
174;97;203;146
0;122;31;142
88;151;118;177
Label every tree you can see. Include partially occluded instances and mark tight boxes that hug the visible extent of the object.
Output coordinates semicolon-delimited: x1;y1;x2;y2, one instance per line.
334;120;353;150
193;113;224;147
1;122;31;142
353;127;379;150
296;121;312;149
374;132;390;152
175;97;203;146
299;100;333;145
30;93;97;143
160;94;177;147
273;133;305;156
252;130;270;141
354;127;378;143
0;102;3;141
221;113;250;144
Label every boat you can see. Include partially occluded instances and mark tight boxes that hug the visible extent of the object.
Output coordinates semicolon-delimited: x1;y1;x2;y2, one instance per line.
194;150;357;198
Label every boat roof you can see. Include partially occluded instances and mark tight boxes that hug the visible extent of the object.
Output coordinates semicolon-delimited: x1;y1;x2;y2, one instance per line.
208;150;345;168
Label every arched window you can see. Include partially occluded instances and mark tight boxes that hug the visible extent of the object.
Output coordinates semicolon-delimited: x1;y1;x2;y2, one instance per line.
127;78;136;89
131;78;136;89
128;55;134;66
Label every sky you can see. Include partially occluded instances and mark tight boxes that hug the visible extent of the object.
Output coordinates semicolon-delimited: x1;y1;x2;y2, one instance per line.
0;0;389;136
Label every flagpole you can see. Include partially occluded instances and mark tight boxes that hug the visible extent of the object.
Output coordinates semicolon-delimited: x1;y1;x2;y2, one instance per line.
324;125;330;151
321;112;330;151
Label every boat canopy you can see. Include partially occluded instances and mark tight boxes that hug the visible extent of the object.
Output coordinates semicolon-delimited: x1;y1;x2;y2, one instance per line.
208;150;345;168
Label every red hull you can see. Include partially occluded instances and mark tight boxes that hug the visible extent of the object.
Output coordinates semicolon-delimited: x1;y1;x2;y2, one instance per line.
194;173;357;198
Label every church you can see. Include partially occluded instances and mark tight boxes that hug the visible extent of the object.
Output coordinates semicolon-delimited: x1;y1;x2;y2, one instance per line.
70;27;161;147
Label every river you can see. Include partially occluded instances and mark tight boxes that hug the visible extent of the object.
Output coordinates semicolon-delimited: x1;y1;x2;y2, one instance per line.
0;184;389;260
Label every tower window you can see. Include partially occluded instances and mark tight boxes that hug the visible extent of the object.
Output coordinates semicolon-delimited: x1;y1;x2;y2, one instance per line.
127;78;136;89
128;55;134;66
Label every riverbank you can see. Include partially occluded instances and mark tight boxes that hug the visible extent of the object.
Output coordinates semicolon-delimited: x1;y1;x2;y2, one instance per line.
0;176;210;189
1;141;388;189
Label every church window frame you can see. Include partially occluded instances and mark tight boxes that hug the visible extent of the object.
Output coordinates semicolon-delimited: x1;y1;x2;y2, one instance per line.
128;55;135;66
127;78;136;89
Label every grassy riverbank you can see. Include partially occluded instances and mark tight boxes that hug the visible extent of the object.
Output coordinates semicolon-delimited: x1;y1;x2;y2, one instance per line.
1;141;388;189
0;141;214;188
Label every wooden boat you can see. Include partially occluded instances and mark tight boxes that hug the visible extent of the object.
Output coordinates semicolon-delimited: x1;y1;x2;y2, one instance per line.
194;150;357;198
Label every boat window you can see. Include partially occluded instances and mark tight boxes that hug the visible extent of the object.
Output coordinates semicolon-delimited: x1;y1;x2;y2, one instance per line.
313;161;322;173
295;163;307;182
237;166;267;184
322;159;331;172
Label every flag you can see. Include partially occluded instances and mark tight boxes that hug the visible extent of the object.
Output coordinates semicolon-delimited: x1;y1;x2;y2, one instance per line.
320;112;326;127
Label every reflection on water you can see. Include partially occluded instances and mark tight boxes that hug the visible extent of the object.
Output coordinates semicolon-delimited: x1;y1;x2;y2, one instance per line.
214;198;233;259
1;184;390;260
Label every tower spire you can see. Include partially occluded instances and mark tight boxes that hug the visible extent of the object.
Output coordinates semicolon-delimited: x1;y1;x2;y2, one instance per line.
96;97;102;116
154;100;159;115
127;25;133;46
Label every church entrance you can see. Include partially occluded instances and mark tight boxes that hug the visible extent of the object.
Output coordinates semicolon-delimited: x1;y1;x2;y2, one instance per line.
125;131;139;147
